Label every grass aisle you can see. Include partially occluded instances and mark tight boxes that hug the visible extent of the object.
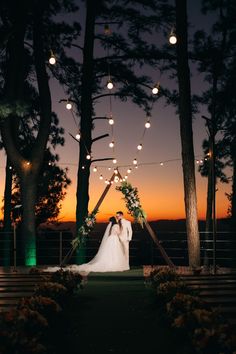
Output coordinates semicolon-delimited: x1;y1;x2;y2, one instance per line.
63;268;178;354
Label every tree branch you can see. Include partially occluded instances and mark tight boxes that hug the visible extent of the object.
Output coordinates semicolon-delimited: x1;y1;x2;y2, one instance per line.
92;133;109;143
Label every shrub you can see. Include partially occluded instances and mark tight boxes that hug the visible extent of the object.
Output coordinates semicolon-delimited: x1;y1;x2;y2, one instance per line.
150;267;180;286
156;280;190;302
166;293;207;319
18;295;61;323
0;308;48;354
34;282;67;305
49;269;83;294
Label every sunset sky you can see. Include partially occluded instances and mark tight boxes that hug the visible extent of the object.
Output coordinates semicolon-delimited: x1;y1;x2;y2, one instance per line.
0;1;232;223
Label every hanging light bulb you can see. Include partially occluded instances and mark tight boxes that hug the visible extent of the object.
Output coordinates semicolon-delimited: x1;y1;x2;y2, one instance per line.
75;132;81;141
133;158;137;165
112;158;117;164
66;101;72;110
86;154;91;160
152;83;160;95
107;79;114;90
169;28;177;44
145;120;151;129
9;166;12;170
109;117;114;125
127;168;132;174
137;143;143;150
109;141;114;148
114;168;118;174
125;175;128;179
99;174;103;180
114;176;119;183
49;51;56;65
93;166;97;172
108;167;111;171
160;162;164;166
82;165;85;169
135;165;138;169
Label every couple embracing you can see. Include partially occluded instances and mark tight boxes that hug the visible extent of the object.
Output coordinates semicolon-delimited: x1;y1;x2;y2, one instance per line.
75;211;132;274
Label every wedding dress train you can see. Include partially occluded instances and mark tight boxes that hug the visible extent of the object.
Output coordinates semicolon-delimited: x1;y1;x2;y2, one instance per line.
69;223;129;274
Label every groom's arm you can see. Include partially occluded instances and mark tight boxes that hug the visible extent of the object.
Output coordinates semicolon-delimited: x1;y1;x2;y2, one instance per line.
127;221;133;241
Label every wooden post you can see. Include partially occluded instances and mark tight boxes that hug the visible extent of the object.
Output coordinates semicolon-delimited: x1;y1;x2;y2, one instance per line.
144;220;175;268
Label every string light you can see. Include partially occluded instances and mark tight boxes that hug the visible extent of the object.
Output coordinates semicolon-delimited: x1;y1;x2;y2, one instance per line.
9;166;12;170
109;141;114;148
125;175;128;179
108;167;111;171
145;120;151;129
133;158;137;165
137;144;143;151
66;101;72;110
127;168;132;173
75;132;81;141
114;168;118;174
107;79;114;90
109;116;114;125
160;162;164;166
169;28;177;44
86;154;91;160
49;51;56;65
82;165;85;169
93;166;97;172
152;82;160;95
99;174;103;180
26;161;30;166
113;158;117;164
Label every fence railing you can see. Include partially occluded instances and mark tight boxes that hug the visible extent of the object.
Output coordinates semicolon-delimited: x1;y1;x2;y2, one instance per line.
0;229;235;267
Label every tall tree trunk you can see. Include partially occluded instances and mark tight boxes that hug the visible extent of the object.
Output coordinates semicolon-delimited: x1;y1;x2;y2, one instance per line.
76;0;96;263
20;173;38;265
1;3;52;265
205;156;213;232
3;158;13;232
3;158;13;265
175;0;200;267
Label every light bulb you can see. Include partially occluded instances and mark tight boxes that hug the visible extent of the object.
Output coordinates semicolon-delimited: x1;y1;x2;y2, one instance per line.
169;30;177;44
49;53;56;65
9;166;12;170
160;162;164;166
152;83;159;95
66;102;72;110
196;160;199;164
93;166;97;172
108;167;111;171
113;158;117;164
137;144;143;150
135;165;138;169
125;175;128;179
114;168;118;174
26;161;30;166
107;79;114;90
109;118;114;125
127;168;131;174
99;175;103;180
82;165;85;169
145;120;151;129
86;154;91;160
75;133;81;141
109;141;114;148
133;158;137;165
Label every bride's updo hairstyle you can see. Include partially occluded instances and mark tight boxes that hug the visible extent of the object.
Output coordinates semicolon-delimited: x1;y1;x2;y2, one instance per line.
109;216;117;235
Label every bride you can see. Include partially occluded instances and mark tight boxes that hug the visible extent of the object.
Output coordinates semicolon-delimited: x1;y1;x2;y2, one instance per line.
69;216;129;274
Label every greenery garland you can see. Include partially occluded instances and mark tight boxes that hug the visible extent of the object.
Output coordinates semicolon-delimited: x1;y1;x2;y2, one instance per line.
71;211;97;248
116;181;146;226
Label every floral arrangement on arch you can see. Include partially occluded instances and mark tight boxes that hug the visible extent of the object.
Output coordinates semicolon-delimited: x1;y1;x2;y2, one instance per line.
116;181;146;226
72;211;97;248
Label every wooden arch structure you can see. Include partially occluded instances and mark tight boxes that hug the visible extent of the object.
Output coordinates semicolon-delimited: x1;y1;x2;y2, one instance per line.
61;172;174;268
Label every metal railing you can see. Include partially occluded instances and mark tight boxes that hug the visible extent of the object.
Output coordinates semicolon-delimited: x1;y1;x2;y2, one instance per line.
0;229;235;268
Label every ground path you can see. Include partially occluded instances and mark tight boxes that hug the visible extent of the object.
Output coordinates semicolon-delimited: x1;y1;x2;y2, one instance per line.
64;268;174;354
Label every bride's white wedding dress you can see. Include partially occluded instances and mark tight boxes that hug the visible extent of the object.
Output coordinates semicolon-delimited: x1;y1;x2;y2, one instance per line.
69;223;129;274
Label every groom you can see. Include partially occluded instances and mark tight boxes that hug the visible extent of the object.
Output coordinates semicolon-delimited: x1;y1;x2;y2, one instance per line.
116;211;132;269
